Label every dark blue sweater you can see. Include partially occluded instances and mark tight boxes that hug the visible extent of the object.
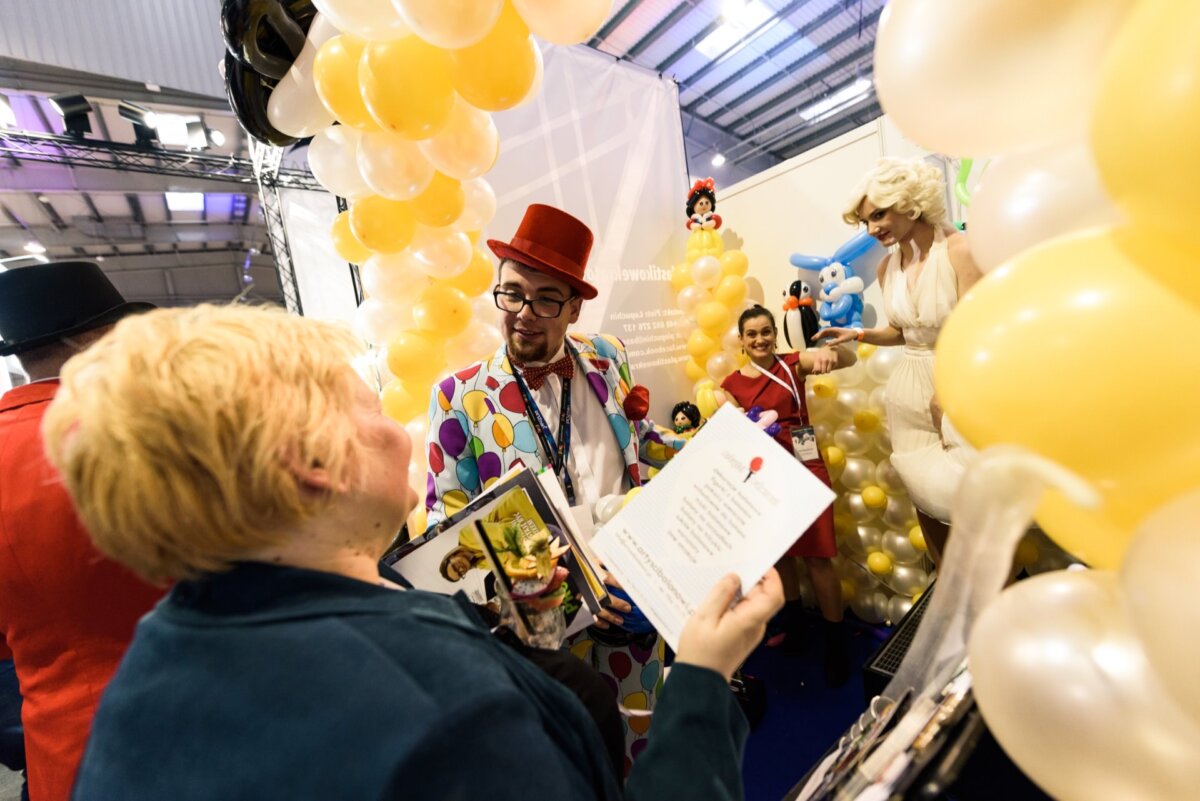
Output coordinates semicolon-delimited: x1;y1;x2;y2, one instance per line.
72;563;748;800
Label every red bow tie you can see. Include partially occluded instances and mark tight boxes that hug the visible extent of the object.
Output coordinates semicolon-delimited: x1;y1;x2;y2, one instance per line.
519;355;575;391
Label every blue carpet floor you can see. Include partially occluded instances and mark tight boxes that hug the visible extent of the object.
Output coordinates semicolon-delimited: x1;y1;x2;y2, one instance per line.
740;614;891;801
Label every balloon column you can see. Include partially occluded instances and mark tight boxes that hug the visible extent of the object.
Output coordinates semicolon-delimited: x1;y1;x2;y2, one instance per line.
876;1;1200;797
673;178;754;419
221;0;614;536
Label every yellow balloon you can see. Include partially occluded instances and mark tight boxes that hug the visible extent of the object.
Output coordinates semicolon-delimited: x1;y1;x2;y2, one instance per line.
695;386;718;419
861;486;888;510
670;261;693;292
439;247;494;297
361;38;455;139
719;249;748;277
853;409;882;433
462;389;490;423
684;358;707;382
312;36;376;130
330;210;372;264
382;378;425;423
840;579;857;603
412;171;465;228
387;330;446;385
621;486;642;508
407;506;428;538
712;274;748;308
449;3;538;112
492;415;515;448
908;525;927;553
866;551;893;576
1014;536;1040;568
695;301;731;335
810;375;838;399
413;284;472;337
686;329;718;361
350;196;417;254
856;343;877;361
823;445;846;468
936;226;1200;568
1093;0;1200;241
688;228;724;256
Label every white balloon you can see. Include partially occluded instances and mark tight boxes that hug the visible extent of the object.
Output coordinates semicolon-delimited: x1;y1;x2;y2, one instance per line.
874;0;1137;155
834;426;873;457
887;595;913;623
267;15;338;137
847;492;880;523
676;285;710;317
874;458;906;494
353;297;410;345
409;225;472;279
864;346;901;384
512;0;612;45
1122;490;1200;726
881;529;921;565
445;319;503;365
868;385;888;414
361;251;427;305
314;0;411;40
969;139;1123;272
889;564;929;595
840;457;876;491
307;125;372;199
392;0;502;49
881;494;918;530
594;494;623;524
970;571;1200;801
690;256;722;289
357;130;435;200
456;178;497;232
417;96;499;182
837;360;868;388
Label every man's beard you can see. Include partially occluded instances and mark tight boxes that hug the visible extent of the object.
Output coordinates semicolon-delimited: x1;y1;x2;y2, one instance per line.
506;330;556;364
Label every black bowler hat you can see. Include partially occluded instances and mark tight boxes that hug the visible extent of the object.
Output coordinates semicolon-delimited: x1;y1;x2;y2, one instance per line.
0;261;155;356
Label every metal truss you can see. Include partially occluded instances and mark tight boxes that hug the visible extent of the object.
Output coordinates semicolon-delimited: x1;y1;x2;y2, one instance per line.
251;140;304;315
0;129;321;190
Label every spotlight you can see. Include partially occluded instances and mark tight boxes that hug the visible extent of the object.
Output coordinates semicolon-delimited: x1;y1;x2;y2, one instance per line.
185;121;227;150
711;152;727;167
209;128;226;147
48;93;93;137
118;101;160;148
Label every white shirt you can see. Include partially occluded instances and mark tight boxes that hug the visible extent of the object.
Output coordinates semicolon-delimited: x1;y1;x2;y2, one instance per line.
521;341;627;511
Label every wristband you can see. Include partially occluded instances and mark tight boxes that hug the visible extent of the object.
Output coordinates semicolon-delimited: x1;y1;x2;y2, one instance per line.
856;329;865;342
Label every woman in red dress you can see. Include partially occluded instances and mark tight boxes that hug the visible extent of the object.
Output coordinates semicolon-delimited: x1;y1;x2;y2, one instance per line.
718;305;856;684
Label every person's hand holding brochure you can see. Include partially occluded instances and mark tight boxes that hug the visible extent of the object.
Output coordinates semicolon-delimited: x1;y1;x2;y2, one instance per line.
590;404;836;652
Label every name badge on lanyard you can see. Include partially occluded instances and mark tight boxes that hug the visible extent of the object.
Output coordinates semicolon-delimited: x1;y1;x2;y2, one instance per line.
752;357;819;463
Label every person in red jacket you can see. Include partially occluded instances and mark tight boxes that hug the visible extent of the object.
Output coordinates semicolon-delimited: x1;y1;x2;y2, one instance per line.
0;261;163;801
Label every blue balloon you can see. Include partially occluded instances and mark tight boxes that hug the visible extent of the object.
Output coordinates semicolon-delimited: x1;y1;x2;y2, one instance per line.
789;254;829;271
832;230;879;265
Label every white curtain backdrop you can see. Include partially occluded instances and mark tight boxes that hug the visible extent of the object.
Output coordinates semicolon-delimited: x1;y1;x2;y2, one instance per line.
487;43;692;421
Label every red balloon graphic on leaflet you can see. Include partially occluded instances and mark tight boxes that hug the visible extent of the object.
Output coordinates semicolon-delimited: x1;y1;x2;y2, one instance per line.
743;456;764;483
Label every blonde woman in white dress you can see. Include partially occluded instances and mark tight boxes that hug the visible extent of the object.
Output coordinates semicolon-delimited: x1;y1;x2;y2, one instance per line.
815;158;984;565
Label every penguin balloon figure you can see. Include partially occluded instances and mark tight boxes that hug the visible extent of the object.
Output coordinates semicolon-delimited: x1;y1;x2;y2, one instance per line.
782;279;822;351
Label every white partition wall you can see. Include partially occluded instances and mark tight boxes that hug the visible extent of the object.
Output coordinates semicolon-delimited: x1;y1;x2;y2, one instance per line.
716;116;943;334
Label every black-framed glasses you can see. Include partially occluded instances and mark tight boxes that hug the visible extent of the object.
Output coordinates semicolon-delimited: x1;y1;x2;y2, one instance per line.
492;288;575;319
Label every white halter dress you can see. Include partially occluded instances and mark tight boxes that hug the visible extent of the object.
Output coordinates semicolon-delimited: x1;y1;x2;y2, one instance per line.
881;230;973;523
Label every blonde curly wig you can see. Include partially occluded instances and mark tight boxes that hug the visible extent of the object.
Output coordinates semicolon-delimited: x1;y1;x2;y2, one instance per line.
842;157;949;228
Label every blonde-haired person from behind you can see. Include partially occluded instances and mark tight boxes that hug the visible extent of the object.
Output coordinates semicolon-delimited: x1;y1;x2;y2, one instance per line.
45;304;782;801
816;157;984;565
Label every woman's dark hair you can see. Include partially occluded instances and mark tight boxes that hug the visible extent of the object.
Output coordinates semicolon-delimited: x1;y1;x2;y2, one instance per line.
671;401;701;428
686;186;717;218
737;304;776;335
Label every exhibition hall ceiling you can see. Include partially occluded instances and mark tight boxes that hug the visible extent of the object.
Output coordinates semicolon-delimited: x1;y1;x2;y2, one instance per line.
0;0;883;306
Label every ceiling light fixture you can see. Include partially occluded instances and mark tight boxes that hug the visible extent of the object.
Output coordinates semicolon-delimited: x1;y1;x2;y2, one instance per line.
48;92;93;137
208;128;226;147
711;152;727;167
697;0;775;59
798;78;873;124
0;95;16;128
165;192;205;212
23;242;46;255
118;101;160;148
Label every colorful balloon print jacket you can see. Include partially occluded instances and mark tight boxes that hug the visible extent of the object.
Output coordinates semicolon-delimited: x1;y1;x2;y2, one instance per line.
425;333;676;528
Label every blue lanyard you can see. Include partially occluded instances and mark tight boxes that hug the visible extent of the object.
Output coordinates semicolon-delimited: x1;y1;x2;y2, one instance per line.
512;348;576;505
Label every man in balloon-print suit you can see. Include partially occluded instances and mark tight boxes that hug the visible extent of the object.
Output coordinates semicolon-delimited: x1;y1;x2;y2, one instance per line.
425;204;681;774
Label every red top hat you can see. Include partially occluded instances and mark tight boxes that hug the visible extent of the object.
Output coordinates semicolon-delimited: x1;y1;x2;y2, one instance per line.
487;204;597;300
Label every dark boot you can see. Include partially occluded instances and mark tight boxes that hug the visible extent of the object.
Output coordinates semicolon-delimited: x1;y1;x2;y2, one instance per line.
764;600;803;648
822;618;852;688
